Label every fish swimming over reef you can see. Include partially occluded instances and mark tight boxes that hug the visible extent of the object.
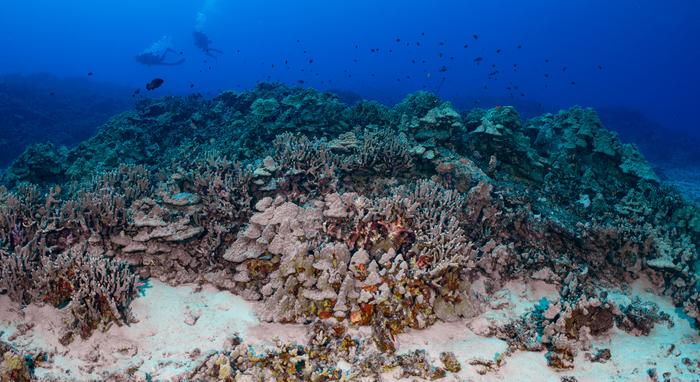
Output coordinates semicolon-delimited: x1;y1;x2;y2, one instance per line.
146;78;164;91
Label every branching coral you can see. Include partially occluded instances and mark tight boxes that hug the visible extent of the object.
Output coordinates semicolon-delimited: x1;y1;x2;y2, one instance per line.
0;83;698;379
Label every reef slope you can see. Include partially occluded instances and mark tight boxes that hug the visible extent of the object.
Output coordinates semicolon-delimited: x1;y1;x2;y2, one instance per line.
0;84;698;381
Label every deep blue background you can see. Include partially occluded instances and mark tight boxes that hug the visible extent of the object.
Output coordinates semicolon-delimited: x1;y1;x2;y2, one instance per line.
1;0;698;136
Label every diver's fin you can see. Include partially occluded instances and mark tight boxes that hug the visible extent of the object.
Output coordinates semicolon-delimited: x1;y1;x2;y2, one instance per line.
159;58;186;66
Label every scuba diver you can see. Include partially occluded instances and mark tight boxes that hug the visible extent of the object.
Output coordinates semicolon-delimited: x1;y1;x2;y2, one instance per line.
135;36;186;66
193;31;223;58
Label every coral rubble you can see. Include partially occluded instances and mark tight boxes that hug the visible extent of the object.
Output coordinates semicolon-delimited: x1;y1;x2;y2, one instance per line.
0;83;698;380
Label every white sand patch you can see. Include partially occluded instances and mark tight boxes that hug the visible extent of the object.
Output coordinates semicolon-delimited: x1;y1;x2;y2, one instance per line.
1;280;258;381
2;276;698;381
384;279;700;381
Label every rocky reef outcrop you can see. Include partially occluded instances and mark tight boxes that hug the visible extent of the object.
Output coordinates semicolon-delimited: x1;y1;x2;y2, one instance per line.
0;83;697;380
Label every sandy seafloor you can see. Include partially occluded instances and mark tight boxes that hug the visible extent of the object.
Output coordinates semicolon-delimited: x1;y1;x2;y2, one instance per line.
1;165;699;381
1;275;699;381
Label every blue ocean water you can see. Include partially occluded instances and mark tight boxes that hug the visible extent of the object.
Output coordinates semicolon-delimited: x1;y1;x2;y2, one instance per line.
0;0;698;163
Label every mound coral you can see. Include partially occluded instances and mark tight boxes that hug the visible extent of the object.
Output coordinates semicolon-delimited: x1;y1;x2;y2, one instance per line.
0;83;697;379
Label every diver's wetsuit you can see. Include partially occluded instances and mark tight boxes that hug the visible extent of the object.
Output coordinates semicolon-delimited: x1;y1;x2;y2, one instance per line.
193;31;223;58
135;49;185;66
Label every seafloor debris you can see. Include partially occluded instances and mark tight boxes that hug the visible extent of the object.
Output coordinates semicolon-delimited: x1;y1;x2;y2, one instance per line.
0;83;698;379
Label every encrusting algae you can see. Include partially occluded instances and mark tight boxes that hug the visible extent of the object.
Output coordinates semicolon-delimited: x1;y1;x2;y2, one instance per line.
0;83;698;380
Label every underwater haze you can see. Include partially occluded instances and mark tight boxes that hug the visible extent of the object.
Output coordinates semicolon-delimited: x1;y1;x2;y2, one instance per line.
1;1;700;381
2;0;699;128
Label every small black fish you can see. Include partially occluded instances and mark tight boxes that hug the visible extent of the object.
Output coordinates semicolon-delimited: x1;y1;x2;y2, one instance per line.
396;37;401;42
439;52;443;58
49;91;55;96
544;73;550;78
463;44;468;48
309;59;314;63
473;34;479;39
190;83;195;88
416;41;421;46
474;57;483;64
87;72;93;76
598;64;603;70
562;66;567;71
439;42;444;46
496;49;501;54
570;81;576;85
439;65;448;72
285;59;289;64
297;79;305;84
517;44;522;49
145;78;164;91
545;58;549;63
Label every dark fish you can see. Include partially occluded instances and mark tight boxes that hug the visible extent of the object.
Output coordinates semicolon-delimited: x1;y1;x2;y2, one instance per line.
416;41;421;46
473;34;479;39
545;58;549;63
439;52;443;58
463;44;468;48
190;83;195;88
297;79;305;84
439;65;448;72
598;65;603;70
517;44;522;49
570;81;576;85
439;42;444;46
309;59;313;63
49;91;55;96
562;66;567;71
285;59;289;64
87;72;93;76
544;73;550;78
145;78;164;91
474;57;483;64
395;37;401;42
496;49;501;54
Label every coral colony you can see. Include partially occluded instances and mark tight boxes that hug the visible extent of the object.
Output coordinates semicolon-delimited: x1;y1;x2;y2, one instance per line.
1;83;699;380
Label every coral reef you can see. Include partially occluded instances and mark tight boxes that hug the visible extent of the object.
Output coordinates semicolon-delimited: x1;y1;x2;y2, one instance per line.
0;83;698;380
